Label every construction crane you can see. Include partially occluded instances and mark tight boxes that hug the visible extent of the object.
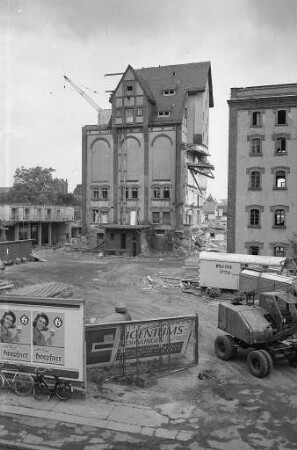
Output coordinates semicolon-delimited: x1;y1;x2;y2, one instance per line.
63;75;103;125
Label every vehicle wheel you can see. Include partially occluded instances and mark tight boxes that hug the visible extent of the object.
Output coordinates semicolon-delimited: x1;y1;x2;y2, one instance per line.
259;350;273;375
247;350;269;378
33;381;49;400
14;373;34;396
0;373;5;390
55;381;72;400
214;335;235;361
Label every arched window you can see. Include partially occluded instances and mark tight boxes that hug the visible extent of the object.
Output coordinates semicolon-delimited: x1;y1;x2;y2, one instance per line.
274;246;285;257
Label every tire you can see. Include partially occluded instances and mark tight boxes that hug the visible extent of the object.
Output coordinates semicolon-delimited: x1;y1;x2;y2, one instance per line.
247;350;269;378
0;373;5;390
259;350;273;375
14;373;34;396
214;335;234;361
55;381;72;401
33;380;50;400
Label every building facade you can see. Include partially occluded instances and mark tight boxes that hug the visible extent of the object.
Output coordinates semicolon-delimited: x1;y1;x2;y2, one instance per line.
227;83;297;257
82;62;214;255
0;204;81;245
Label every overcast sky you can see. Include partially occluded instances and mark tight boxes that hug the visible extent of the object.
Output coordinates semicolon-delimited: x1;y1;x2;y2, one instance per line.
1;0;296;200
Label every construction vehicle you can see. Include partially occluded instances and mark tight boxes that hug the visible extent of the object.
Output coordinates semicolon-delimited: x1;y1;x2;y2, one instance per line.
214;291;297;377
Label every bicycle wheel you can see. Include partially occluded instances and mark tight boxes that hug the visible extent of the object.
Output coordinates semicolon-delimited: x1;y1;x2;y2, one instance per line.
55;381;72;400
14;373;34;396
0;373;5;390
33;380;50;400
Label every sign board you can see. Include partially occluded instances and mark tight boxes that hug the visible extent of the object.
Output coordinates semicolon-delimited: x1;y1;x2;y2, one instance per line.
0;295;85;382
85;315;195;367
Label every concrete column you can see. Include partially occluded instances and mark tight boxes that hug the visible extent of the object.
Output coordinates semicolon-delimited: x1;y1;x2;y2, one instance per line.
48;223;52;246
38;223;42;246
14;224;19;240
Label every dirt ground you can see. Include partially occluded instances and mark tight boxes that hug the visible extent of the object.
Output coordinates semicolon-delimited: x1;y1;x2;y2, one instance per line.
2;248;297;449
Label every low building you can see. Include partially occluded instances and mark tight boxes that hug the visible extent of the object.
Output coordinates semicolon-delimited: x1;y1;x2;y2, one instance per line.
0;204;81;246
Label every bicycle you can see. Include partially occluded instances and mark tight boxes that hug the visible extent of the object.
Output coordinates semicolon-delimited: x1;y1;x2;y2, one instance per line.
0;364;34;396
33;368;72;401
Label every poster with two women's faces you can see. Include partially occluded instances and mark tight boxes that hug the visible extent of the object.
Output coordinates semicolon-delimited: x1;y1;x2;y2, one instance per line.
0;307;65;366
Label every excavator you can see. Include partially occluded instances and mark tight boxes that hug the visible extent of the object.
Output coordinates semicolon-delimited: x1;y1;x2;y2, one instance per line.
214;290;297;377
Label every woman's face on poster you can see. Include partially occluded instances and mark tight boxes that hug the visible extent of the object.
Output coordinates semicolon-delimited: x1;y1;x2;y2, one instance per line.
36;316;47;331
3;314;14;329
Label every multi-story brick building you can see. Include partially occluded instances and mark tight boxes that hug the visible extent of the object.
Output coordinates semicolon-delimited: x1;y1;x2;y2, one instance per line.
227;83;297;257
82;62;214;255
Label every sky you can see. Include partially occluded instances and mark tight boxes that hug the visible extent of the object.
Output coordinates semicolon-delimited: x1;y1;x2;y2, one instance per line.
0;0;296;200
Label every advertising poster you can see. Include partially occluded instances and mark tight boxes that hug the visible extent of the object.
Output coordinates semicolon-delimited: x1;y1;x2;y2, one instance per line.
0;308;31;363
32;311;65;366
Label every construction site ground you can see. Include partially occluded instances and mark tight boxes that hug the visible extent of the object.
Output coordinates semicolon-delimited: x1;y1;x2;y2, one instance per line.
0;248;297;450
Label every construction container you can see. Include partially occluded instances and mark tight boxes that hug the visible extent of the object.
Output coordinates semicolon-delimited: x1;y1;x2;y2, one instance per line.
189;252;285;291
239;269;297;296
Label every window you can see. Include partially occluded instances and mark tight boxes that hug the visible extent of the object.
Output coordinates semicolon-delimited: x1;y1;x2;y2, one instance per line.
46;209;51;219
274;209;285;227
125;188;129;199
275;138;286;154
251;138;262;155
92;187;100;201
131;187;138;199
137;107;143;116
152;212;160;223
274;246;285;257
251;111;262;127
183;108;188;126
153;186;161;199
275;170;286;189
163;211;171;225
276;110;287;125
249;246;259;255
92;209;99;223
250;209;260;226
11;208;18;220
163;186;170;199
101;188;108;200
127;85;133;92
163;89;176;96
56;210;61;220
125;108;134;123
24;208;30;220
250;171;261;189
116;108;122;118
158;111;170;117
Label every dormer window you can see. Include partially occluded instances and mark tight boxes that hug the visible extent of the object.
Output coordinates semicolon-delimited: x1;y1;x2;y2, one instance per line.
163;89;176;96
158;111;171;117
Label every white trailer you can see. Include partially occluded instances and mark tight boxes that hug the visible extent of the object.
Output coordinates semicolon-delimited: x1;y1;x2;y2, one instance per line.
196;252;285;291
239;269;297;296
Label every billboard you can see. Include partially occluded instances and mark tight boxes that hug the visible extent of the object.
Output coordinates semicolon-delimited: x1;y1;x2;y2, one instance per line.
0;295;85;382
85;315;196;367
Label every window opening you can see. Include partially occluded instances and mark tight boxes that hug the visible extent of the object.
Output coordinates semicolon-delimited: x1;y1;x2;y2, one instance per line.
153;186;161;199
92;187;100;201
131;187;138;199
250;171;261;189
276;138;286;154
251;138;261;155
163;186;170;199
252;111;261;126
163;211;171;225
275;170;286;188
152;212;160;223
125;108;134;123
274;246;285;257
158;111;170;117
250;209;260;226
277;110;286;125
101;188;108;200
274;209;285;226
249;246;259;255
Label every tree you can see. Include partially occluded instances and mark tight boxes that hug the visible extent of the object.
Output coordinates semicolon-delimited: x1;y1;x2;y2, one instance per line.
8;166;57;204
